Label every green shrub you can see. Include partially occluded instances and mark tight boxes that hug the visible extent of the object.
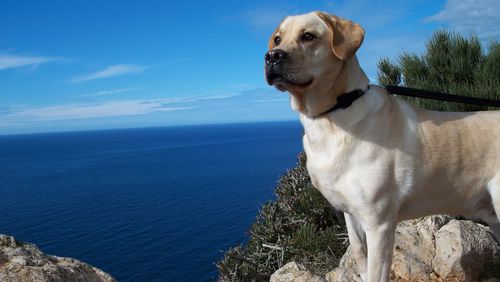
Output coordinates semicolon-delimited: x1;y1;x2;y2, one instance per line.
217;153;347;281
377;30;499;112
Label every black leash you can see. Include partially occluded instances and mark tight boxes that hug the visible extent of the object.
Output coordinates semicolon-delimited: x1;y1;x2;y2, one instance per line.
386;85;500;108
318;85;500;117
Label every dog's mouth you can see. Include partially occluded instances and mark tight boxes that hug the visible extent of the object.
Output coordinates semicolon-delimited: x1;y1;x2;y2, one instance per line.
266;71;313;91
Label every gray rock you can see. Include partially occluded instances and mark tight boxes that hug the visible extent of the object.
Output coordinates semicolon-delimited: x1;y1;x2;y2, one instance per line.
325;267;361;282
432;219;500;281
391;215;453;280
270;262;325;282
0;234;116;282
272;215;500;281
337;216;452;280
338;215;500;281
338;245;356;270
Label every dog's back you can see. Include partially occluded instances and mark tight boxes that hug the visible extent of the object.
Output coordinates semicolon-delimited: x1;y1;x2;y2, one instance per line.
388;91;500;222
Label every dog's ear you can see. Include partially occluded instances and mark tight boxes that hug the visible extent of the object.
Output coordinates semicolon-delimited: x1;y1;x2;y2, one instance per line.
268;18;285;50
316;12;365;61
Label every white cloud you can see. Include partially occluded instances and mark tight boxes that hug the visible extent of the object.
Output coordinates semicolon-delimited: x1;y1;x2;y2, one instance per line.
0;94;240;123
0;54;61;70
71;64;148;82
5;100;192;121
325;0;411;28
425;0;500;38
0;120;23;127
79;87;146;97
253;97;289;103
244;8;292;30
161;93;241;104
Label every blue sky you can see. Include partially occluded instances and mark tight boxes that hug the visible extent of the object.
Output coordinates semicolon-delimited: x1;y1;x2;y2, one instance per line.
1;0;499;134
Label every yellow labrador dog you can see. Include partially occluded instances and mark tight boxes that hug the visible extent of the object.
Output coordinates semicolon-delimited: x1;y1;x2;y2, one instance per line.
265;11;500;282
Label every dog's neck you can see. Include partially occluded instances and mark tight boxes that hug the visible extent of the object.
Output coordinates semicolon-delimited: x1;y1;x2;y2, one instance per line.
292;55;369;117
297;56;384;132
342;55;369;96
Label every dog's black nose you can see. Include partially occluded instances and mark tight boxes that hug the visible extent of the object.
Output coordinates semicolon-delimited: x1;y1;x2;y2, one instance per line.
265;49;287;66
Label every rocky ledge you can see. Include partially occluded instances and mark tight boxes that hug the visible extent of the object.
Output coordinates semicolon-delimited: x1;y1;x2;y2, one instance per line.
271;215;500;282
0;234;116;282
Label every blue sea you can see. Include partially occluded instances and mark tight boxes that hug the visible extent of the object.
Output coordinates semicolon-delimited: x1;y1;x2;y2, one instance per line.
0;121;303;281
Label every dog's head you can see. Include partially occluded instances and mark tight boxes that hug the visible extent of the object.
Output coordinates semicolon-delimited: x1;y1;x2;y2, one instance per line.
265;12;365;115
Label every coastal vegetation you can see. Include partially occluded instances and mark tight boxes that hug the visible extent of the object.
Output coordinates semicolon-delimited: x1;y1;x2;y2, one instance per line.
217;153;347;281
378;30;499;111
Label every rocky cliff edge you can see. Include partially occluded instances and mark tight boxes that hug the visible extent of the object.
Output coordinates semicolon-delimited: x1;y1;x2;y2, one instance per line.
0;234;116;282
271;215;500;282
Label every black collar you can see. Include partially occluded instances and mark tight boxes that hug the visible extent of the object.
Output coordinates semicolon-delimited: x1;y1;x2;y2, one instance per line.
316;86;369;117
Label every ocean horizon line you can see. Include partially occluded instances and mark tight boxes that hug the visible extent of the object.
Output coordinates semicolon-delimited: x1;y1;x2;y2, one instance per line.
0;118;299;137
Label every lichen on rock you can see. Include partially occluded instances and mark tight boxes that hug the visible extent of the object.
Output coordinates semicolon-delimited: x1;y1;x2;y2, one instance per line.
0;234;116;282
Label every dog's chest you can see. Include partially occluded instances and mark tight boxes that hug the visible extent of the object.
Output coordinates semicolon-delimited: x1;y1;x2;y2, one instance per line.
300;117;395;213
302;127;355;211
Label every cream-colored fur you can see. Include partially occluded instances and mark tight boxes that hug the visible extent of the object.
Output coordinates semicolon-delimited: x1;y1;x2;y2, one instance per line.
265;11;500;282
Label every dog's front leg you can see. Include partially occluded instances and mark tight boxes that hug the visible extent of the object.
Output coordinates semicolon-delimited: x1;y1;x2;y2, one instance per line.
344;212;368;281
365;221;396;282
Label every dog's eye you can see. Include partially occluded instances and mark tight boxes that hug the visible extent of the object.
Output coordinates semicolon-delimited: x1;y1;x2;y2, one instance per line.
274;36;281;46
301;32;316;42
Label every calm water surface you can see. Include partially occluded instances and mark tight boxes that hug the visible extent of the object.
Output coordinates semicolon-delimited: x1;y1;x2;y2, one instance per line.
0;121;303;281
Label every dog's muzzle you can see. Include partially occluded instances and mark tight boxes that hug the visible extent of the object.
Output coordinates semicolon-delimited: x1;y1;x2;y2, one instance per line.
265;49;313;89
265;49;288;66
265;49;288;86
